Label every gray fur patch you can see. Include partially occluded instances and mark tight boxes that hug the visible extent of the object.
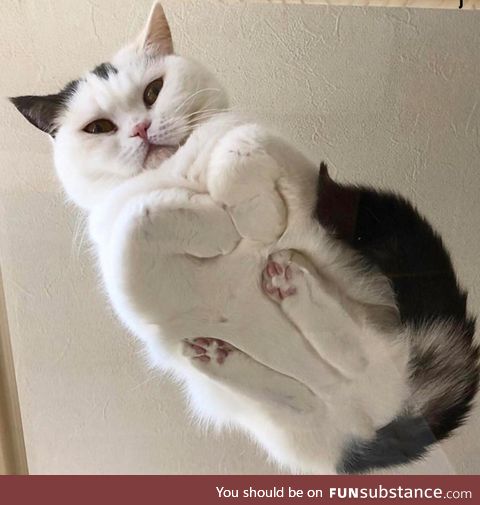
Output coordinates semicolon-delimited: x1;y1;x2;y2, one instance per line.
91;62;118;80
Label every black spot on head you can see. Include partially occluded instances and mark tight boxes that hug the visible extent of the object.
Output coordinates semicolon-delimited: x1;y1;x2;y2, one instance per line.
61;79;80;101
91;62;118;80
10;78;80;137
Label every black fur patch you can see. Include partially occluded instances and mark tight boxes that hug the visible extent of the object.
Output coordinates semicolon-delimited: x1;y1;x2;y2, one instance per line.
337;416;437;474
10;79;79;136
91;62;118;80
316;163;479;472
316;163;472;328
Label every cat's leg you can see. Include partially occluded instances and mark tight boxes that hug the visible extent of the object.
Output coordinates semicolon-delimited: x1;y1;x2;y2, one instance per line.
181;338;350;474
182;337;318;413
262;250;368;376
207;124;287;243
124;187;241;258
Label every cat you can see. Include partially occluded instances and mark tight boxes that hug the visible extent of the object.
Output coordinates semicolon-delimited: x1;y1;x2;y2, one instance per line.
10;2;478;474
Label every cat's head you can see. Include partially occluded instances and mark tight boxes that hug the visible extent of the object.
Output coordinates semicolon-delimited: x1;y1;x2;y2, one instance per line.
10;3;228;209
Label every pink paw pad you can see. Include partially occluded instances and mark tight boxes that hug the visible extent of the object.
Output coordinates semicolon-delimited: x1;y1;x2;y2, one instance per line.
262;255;298;302
184;338;234;365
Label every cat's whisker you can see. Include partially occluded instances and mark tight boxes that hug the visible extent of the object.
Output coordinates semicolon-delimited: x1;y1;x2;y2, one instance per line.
178;110;231;126
157;112;226;142
71;214;88;261
181;102;235;118
128;371;161;392
184;109;233;123
178;108;224;121
172;87;222;115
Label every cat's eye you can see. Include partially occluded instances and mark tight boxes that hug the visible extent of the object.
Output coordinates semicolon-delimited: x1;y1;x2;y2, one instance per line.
143;78;164;107
83;119;117;134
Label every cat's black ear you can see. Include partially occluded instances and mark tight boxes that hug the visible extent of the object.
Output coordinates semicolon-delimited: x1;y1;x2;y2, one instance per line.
9;94;63;136
138;2;173;55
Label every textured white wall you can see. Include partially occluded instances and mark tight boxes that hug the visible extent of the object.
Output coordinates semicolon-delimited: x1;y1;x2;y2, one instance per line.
0;0;479;474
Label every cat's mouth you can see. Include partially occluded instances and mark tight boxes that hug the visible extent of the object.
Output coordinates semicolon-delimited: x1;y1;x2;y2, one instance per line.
143;137;187;170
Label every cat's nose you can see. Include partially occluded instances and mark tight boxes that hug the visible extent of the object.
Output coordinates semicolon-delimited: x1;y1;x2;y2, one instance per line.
131;121;151;141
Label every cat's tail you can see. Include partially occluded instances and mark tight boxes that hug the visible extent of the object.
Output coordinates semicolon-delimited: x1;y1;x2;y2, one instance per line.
338;317;479;473
406;317;479;440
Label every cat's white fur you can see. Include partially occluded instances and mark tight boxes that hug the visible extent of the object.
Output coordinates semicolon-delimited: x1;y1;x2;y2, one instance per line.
52;3;411;473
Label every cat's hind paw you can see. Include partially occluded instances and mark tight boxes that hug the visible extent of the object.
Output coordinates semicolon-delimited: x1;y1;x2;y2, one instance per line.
262;250;304;302
183;338;235;365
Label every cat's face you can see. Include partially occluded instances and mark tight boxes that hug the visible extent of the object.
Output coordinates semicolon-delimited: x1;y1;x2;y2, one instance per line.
11;3;228;209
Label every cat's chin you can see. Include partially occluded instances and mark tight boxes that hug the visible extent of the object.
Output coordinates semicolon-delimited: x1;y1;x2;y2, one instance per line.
143;144;180;170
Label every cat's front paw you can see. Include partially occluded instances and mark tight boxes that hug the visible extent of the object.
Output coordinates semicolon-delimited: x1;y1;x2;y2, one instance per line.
208;125;287;243
262;250;303;302
183;338;235;365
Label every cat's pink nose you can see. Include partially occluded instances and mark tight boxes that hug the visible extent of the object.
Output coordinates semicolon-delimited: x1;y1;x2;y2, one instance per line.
131;121;151;141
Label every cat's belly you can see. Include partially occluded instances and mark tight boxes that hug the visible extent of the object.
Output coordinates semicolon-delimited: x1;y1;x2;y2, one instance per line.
96;180;407;410
98;214;335;395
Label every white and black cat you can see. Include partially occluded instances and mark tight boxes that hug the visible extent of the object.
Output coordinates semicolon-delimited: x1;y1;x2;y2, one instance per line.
10;3;478;474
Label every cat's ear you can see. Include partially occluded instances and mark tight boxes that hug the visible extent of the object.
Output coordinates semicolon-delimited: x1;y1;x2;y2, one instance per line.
138;2;173;55
9;94;63;136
